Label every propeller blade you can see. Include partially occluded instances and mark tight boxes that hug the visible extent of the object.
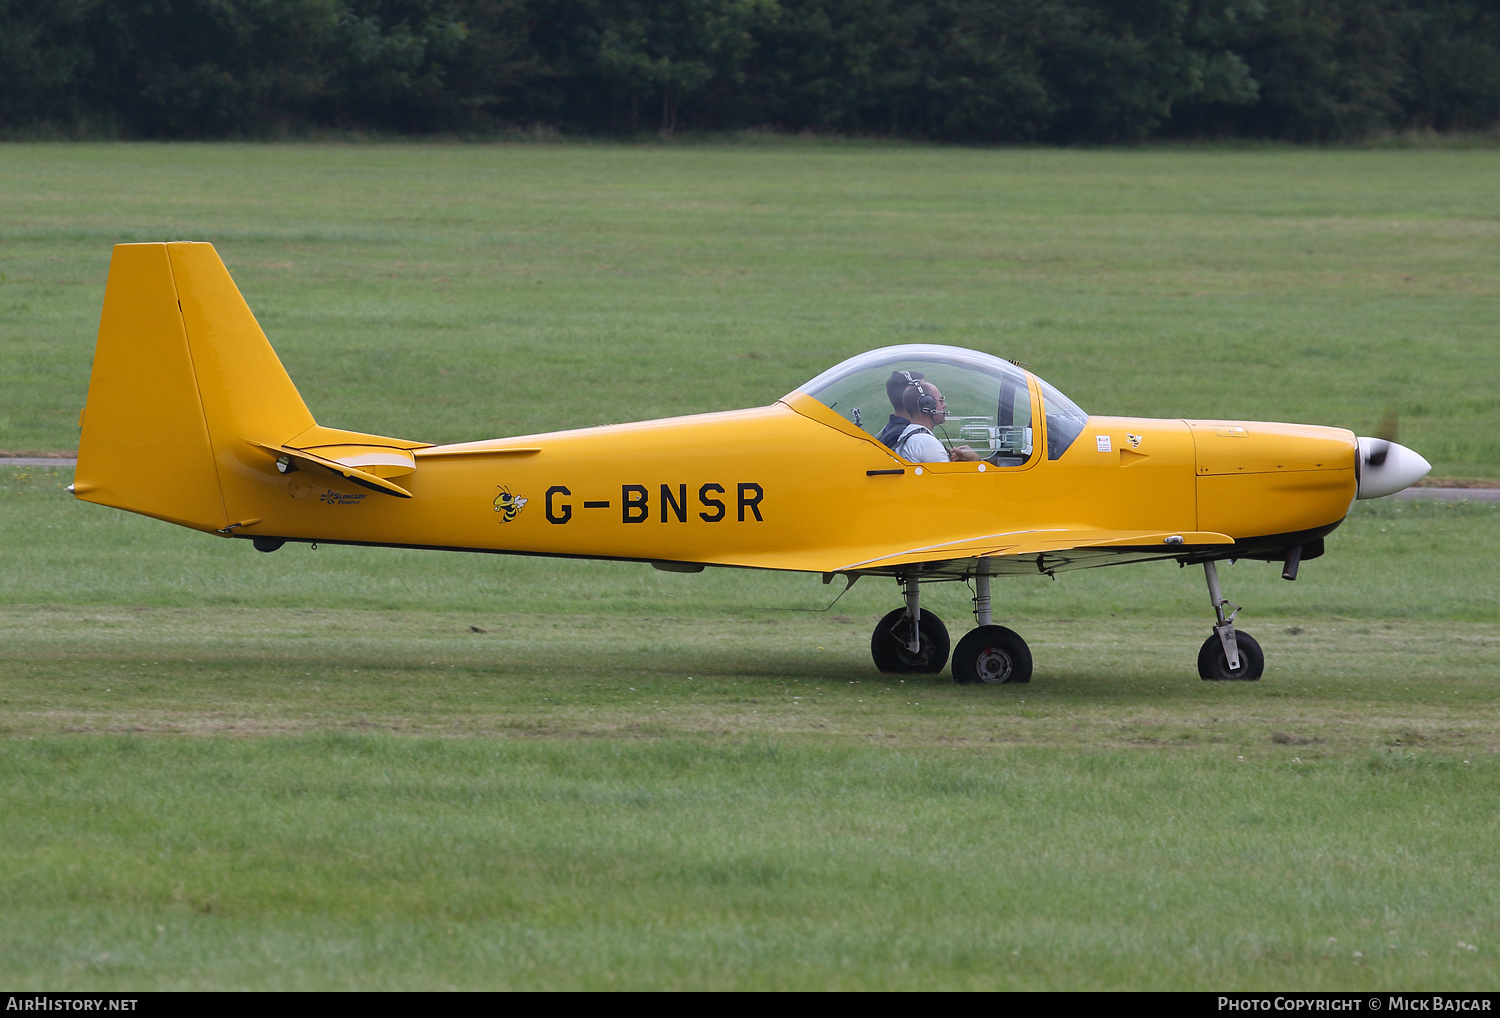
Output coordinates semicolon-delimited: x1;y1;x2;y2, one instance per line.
1375;409;1399;444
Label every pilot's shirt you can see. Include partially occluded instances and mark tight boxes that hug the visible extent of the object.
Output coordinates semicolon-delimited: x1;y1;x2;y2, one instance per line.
893;423;948;463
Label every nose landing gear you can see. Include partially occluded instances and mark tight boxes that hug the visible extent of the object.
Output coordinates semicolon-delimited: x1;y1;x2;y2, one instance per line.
1198;561;1263;681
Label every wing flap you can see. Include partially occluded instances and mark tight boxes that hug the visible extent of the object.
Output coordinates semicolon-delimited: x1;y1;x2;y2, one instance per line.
1014;530;1234;553
835;529;1233;572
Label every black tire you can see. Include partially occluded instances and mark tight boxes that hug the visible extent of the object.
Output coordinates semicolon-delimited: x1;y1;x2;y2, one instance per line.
1197;631;1264;681
952;626;1033;685
871;608;950;674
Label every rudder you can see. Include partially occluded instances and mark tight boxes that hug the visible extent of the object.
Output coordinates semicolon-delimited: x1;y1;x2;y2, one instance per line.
75;242;318;532
168;243;316;454
76;244;229;531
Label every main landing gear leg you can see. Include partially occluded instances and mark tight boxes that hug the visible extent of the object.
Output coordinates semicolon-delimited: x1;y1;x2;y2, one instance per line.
903;575;923;655
952;562;1033;685
870;575;949;674
972;566;992;628
1197;561;1264;681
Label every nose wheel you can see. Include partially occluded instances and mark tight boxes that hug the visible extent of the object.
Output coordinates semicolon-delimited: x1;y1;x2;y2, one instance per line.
1197;630;1263;681
1199;561;1264;681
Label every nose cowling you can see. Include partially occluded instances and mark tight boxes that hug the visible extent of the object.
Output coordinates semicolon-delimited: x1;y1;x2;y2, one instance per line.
1356;438;1431;499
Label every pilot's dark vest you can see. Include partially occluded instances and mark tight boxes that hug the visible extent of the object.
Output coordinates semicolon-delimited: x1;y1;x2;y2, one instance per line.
875;414;909;449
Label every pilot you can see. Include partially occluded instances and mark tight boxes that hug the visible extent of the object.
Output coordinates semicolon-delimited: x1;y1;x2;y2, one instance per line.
875;370;923;449
892;377;981;463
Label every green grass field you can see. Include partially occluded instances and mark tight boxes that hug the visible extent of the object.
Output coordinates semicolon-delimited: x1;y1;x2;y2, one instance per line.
1;142;1498;989
3;142;1498;474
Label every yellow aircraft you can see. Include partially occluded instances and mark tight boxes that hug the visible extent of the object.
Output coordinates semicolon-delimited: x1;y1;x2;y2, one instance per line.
73;243;1432;684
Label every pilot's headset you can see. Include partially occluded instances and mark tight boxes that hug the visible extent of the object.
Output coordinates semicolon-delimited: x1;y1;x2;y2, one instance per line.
901;371;939;418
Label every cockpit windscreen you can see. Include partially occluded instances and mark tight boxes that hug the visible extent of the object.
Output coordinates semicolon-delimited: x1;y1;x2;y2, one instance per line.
798;345;1044;464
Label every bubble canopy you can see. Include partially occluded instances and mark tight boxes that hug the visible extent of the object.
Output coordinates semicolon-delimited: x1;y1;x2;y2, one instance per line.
794;344;1089;462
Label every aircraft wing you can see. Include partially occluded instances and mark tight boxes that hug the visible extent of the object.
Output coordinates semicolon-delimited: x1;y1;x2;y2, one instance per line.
827;529;1236;578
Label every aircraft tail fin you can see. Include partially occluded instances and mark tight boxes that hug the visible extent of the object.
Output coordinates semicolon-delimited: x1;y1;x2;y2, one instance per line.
75;242;420;531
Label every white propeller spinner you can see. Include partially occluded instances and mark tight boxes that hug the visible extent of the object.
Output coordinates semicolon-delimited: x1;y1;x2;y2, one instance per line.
1356;437;1431;499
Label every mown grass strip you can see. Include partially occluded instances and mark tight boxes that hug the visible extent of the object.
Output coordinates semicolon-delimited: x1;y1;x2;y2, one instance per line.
1;735;1496;990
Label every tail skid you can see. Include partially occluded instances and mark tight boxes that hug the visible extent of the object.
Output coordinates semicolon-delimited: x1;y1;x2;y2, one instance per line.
76;243;424;531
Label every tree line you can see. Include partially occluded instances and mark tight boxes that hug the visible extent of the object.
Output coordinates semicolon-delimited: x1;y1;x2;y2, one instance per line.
4;0;1499;142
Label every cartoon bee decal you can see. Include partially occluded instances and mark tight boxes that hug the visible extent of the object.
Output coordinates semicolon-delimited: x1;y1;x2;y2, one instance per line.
493;486;528;522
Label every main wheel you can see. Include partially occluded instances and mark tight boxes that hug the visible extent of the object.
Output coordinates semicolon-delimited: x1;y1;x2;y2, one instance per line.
952;625;1032;685
871;608;950;674
1197;631;1264;681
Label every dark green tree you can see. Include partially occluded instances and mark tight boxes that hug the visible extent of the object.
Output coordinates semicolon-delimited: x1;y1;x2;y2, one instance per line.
1398;0;1500;130
0;0;95;129
592;0;779;133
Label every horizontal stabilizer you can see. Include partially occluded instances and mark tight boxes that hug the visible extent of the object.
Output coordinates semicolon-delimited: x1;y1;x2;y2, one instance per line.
247;441;413;498
286;425;429;453
290;445;416;478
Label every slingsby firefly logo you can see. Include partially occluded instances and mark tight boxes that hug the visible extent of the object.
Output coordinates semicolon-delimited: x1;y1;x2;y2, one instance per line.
494;486;528;522
319;489;367;506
